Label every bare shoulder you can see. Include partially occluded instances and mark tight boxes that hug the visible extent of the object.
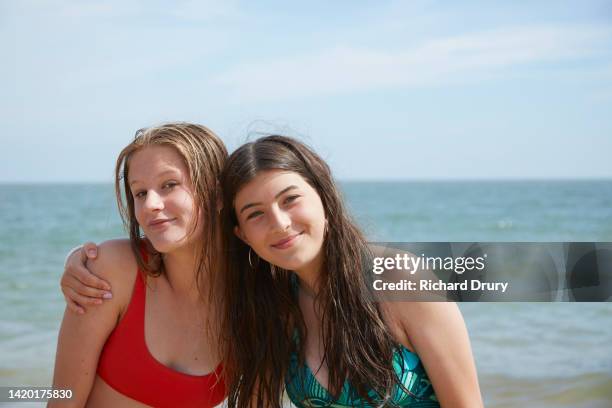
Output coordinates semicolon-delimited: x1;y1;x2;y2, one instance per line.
86;239;139;306
379;301;461;350
385;301;462;333
87;239;135;277
383;301;482;406
51;239;140;406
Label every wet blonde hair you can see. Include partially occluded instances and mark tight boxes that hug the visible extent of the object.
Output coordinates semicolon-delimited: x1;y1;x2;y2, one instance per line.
114;122;228;289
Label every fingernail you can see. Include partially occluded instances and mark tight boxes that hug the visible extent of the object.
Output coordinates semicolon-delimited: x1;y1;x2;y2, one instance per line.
103;292;113;299
95;299;103;305
87;249;96;257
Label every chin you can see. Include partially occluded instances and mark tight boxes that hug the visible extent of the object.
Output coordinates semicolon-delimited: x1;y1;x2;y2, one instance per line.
147;240;171;254
146;235;184;254
273;254;315;272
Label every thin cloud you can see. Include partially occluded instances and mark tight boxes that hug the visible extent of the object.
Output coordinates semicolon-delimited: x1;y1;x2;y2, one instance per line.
213;24;612;102
8;0;242;22
170;0;243;22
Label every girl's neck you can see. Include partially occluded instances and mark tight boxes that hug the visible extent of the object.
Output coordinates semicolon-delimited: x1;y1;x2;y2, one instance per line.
294;251;325;296
161;243;202;299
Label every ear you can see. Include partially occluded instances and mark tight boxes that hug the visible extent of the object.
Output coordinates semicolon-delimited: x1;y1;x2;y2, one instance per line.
234;225;248;244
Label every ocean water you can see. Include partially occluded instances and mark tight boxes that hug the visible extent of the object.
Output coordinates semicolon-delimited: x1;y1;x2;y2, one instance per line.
1;181;611;407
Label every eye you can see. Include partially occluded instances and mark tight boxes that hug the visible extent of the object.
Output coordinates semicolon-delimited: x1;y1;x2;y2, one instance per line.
246;210;263;220
163;181;178;189
284;195;300;205
134;190;146;199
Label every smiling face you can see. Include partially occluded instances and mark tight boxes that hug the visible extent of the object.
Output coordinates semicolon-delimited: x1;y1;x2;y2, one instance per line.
128;145;202;254
233;170;327;273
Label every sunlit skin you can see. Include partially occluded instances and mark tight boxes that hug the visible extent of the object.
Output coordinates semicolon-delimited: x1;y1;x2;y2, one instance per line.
233;170;327;291
129;145;203;257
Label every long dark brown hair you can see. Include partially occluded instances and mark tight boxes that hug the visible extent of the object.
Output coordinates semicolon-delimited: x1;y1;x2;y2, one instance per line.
115;122;228;302
219;136;402;407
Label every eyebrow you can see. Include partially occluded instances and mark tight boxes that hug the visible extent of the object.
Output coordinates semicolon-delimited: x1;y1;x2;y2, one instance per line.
239;185;299;214
129;170;180;186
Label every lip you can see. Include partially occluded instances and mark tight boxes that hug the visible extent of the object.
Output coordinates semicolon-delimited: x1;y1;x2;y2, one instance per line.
148;218;175;228
271;232;303;249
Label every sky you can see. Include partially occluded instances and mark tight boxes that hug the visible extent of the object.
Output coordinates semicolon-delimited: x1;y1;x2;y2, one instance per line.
2;0;612;182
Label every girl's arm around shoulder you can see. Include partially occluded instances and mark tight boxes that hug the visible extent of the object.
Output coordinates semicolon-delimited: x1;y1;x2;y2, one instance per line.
388;301;483;408
49;239;137;407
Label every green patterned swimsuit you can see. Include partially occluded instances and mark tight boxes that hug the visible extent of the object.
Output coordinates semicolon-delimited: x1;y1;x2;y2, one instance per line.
285;341;439;407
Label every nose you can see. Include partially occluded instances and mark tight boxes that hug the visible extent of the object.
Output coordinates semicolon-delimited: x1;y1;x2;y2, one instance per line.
143;190;164;212
269;205;291;232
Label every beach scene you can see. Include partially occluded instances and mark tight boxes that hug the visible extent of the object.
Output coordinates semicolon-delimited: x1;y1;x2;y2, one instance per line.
1;181;611;407
3;1;612;406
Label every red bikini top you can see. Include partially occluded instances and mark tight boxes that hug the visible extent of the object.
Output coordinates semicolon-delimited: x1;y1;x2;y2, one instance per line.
97;264;226;408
